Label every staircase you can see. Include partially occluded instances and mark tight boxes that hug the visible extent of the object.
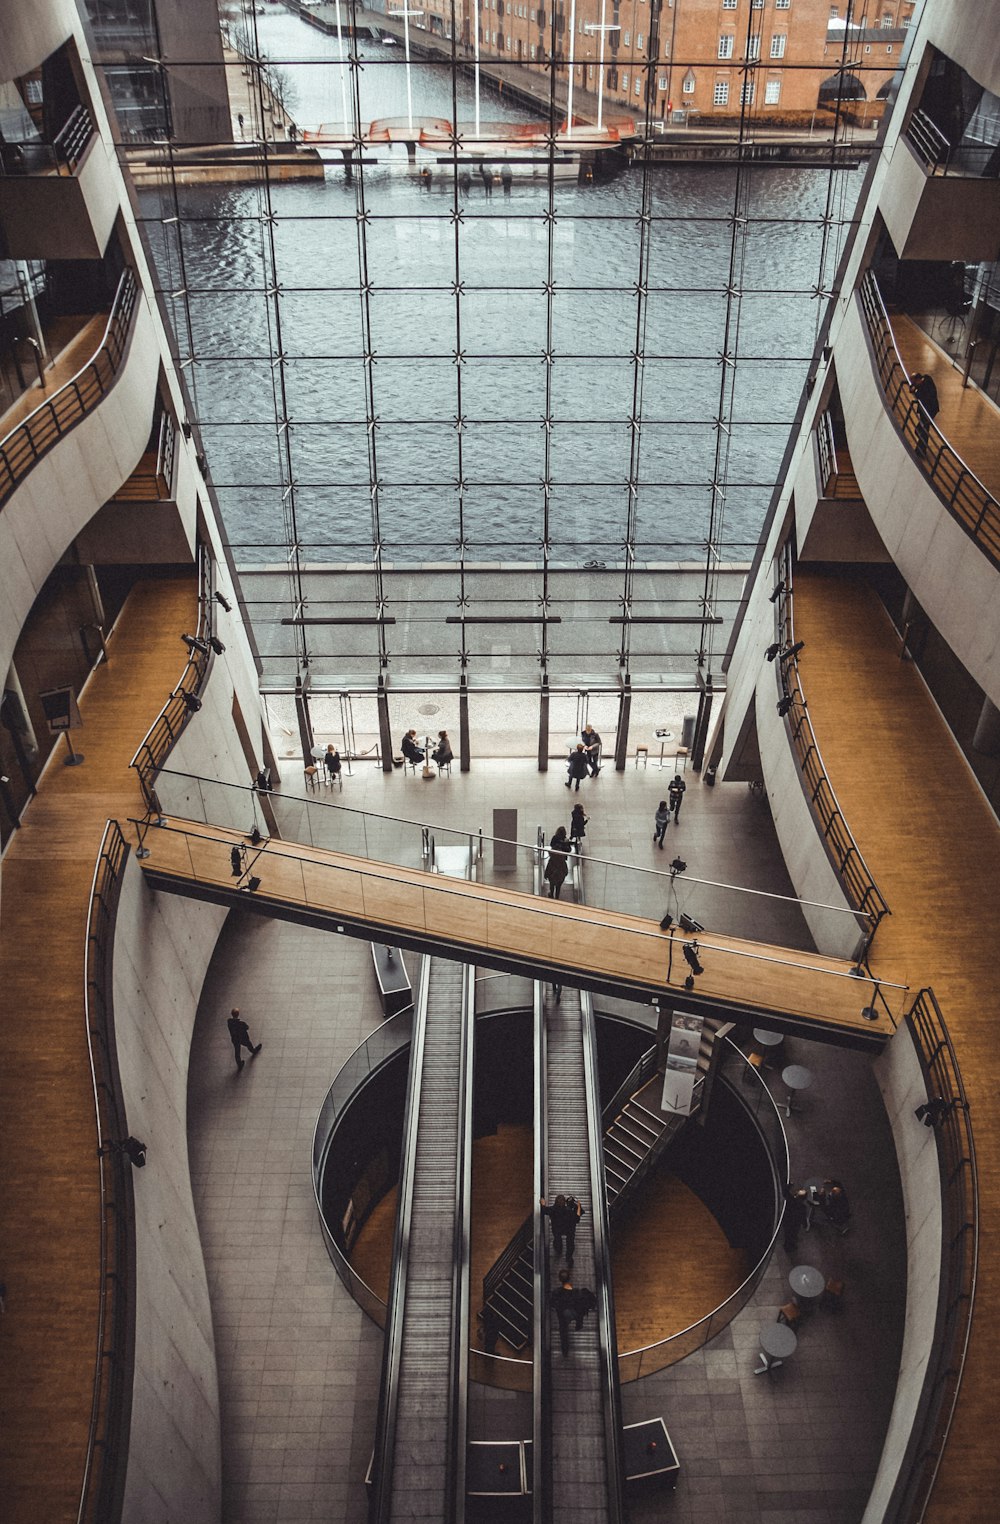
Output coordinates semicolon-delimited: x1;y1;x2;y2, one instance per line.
480;1017;727;1353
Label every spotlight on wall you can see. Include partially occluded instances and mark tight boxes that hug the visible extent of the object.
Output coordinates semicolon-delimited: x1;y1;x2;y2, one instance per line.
247;826;263;846
181;420;193;440
682;940;705;989
768;581;786;604
669;857;687;877
765;642;782;662
180;691;202;714
244;875;262;893
214;591;232;613
780;640;805;663
231;846;244;877
181;633;210;655
209;635;226;656
776;695;794;718
659;913;674;932
679;913;704;934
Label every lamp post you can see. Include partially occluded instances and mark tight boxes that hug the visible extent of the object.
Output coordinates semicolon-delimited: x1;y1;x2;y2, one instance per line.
389;7;425;133
584;0;621;134
333;0;349;136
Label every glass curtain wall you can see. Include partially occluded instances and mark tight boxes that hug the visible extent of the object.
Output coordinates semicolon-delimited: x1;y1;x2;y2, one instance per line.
97;0;898;747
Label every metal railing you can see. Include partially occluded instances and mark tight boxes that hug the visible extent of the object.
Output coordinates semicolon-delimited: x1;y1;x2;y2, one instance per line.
111;412;176;501
78;821;135;1524
858;273;1000;570
130;547;215;804
773;552;891;948
0;268;139;508
0;104;95;176
816;408;837;494
887;988;978;1524
906;108;1000;178
53;104;96;172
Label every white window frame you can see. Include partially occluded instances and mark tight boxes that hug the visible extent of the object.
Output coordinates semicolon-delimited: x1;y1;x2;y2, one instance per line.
770;33;786;57
623;28;631;45
621;71;629;90
764;78;780;103
741;79;755;104
714;78;730;105
775;0;790;8
718;33;734;58
637;33;644;48
746;35;760;59
658;75;668;90
722;0;737;8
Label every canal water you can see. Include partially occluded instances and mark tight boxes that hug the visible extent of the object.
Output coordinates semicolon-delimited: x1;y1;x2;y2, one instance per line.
140;6;865;564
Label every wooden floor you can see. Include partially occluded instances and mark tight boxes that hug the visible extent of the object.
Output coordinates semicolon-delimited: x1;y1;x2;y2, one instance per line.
0;576;197;1524
136;821;897;1041
0;314;108;442
893;314;1000;501
350;1124;748;1359
793;570;1000;1521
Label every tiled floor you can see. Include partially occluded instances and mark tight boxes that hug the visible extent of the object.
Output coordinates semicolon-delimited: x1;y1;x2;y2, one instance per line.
187;763;904;1523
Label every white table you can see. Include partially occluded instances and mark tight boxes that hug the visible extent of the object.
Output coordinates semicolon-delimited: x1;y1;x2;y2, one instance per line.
756;1320;797;1374
789;1263;825;1302
651;731;675;769
753;1027;783;1048
781;1063;813;1116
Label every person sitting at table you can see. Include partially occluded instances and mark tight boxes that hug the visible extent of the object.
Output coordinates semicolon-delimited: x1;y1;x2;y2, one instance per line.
400;729;424;765
324;744;342;780
431;730;453;767
820;1178;851;1235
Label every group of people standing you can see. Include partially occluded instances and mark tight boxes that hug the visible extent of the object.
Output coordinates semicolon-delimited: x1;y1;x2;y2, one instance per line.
782;1177;852;1255
565;724;602;791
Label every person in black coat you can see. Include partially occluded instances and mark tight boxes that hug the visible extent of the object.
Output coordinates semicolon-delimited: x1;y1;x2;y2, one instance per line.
401;729;424;764
566;744;589;791
540;1193;584;1260
550;1278;597;1355
909;371;939;456
431;730;453;766
324;744;342;780
581;724;602;776
544;827;571;898
569;804;588;848
668;773;686;821
227;1008;262;1072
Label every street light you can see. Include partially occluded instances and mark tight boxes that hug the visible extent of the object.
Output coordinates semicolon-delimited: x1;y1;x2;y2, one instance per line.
389;7;425;133
584;0;621;134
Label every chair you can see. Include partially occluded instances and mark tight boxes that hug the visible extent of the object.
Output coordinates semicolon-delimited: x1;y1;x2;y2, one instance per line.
634;746;648;768
743;1051;765;1083
304;764;320;794
823;1278;845;1310
777;1302;801;1329
673;745;690;773
437;758;452;776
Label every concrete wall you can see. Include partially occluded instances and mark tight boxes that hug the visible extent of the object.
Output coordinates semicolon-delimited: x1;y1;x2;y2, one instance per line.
838;296;1000;709
112;854;227;1524
865;1023;944;1523
0;299;162;682
925;0;1000;101
880;137;1000;263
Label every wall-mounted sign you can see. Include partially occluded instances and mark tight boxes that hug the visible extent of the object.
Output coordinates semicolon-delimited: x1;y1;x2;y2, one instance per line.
661;1009;704;1117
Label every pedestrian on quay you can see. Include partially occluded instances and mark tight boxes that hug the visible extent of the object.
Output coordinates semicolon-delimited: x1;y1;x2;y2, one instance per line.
431;730;453;767
909;371;939;456
782;1184;809;1256
569;803;588;849
550;1278;597;1356
480;162;493;197
458;170;472;196
544;826;571;899
401;729;425;765
668;773;686;822
540;1194;584;1262
581;723;602;776
324;744;342;781
566;743;589;791
227;1008;262;1073
653;799;670;848
237;111;245;139
500;161;513;196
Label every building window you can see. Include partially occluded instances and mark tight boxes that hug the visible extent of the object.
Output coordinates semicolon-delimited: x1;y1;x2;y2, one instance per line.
741;80;755;104
637;33;644;48
746;36;760;59
764;78;781;103
775;0;790;8
530;43;536;56
752;0;763;8
683;70;696;94
722;0;737;8
886;44;893;51
623;29;631;45
770;33;786;57
880;12;892;24
658;75;668;90
622;71;629;90
635;78;642;94
718;33;734;58
714;79;730;105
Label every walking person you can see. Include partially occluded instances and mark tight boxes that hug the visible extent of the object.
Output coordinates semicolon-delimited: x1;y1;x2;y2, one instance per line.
400;729;424;765
227;1008;262;1072
653;798;670;849
550;1278;597;1356
324;744;342;782
544;826;571;899
479;162;493;197
566;743;589;791
569;803;588;849
909;371;939;456
668;773;686;822
500;161;512;196
431;730;453;767
581;723;602;776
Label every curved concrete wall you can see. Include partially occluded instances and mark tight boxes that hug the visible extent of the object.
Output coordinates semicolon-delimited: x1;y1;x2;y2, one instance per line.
0;298;162;681
112;855;227;1524
925;0;1000;103
838;297;1000;709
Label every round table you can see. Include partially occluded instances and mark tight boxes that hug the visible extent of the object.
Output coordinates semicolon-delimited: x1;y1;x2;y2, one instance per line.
789;1263;825;1302
652;731;674;770
753;1027;784;1049
310;745;328;761
781;1063;813;1116
756;1320;798;1374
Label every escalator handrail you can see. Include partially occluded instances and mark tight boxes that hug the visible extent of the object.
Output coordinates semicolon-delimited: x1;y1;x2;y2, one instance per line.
446;957;476;1521
532;838;550;1524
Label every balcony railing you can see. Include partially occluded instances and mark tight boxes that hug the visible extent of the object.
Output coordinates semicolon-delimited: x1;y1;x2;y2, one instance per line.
129;546;215;806
0;268;139;509
906;108;1000;178
79;821;135;1524
773;551;890;950
886;988;978;1524
111;412;176;501
858;273;1000;572
0;104;95;177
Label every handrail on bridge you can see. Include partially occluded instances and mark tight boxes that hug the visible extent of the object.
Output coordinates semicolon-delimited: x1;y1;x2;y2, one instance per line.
858;272;1000;571
772;549;890;954
887;987;978;1524
78;821;135;1524
0;267;139;508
